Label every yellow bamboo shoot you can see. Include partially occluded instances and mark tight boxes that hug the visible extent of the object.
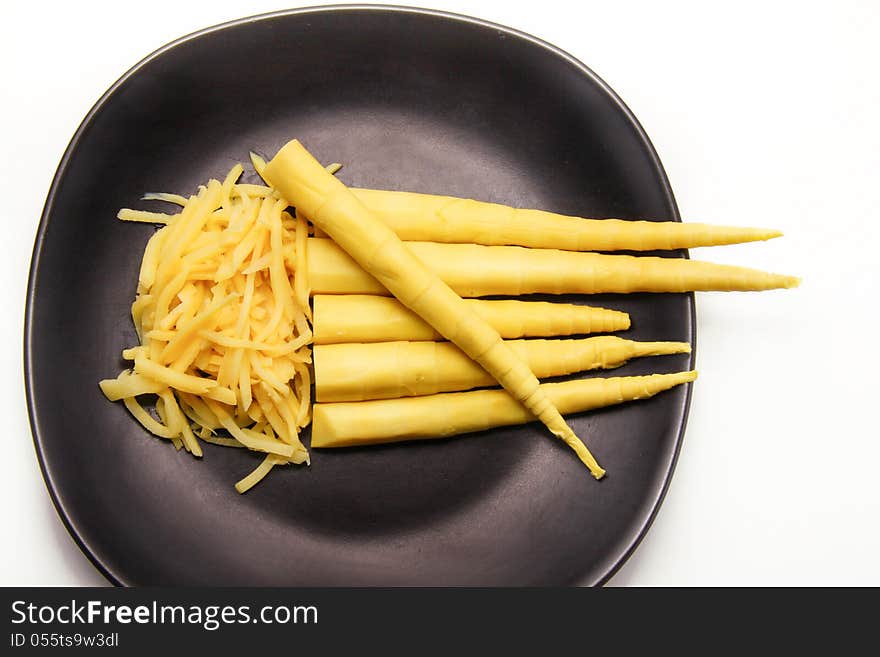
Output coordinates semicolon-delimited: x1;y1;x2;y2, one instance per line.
312;294;630;344
312;371;698;448
308;238;800;296
264;139;605;478
347;188;781;251
315;336;690;401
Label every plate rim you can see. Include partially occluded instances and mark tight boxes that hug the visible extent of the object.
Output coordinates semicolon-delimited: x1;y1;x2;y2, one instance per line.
23;3;695;587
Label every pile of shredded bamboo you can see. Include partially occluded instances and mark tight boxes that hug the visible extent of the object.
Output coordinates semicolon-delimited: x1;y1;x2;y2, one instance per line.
100;164;313;492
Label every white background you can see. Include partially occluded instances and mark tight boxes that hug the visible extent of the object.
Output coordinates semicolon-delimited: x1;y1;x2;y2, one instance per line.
2;1;877;586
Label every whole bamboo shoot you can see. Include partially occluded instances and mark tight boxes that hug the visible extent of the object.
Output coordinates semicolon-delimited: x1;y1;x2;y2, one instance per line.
349;188;782;251
264;139;605;478
312;295;630;344
315;336;691;401
308;238;800;297
311;370;698;448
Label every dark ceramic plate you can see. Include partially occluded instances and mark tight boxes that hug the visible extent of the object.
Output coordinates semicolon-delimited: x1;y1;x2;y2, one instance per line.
25;6;694;585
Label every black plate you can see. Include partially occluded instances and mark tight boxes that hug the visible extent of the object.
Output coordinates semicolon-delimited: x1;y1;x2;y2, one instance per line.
25;6;694;585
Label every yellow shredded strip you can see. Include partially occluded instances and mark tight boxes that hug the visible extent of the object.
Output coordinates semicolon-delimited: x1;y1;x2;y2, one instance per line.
117;209;174;224
201;435;245;449
142;192;188;206
234;454;289;494
99;162;313;492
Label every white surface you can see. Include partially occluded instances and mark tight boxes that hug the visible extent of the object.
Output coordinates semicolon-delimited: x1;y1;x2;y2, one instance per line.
2;0;877;587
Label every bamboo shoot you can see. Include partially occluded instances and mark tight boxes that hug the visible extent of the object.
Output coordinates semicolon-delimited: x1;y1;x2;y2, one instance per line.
312;371;698;448
264;139;605;478
349;187;782;251
308;238;800;296
314;336;691;401
312;294;630;344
